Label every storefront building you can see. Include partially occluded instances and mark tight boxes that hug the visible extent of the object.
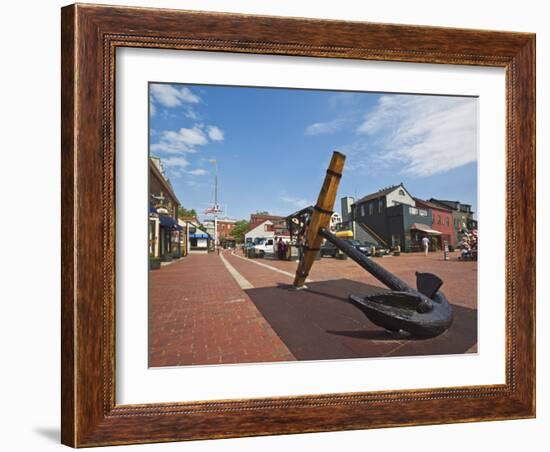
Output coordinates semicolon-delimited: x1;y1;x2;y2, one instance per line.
149;157;182;260
415;198;455;248
428;199;476;244
352;184;433;251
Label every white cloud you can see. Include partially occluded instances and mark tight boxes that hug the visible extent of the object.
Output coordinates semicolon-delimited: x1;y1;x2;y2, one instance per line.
184;106;199;120
150;84;201;108
149;100;156;117
161;158;208;180
207;125;224;141
281;195;310;209
150;142;194;154
305;118;346;136
328;92;360;108
162;156;190;170
150;126;209;154
356;95;477;177
187;168;208;176
172;126;208;146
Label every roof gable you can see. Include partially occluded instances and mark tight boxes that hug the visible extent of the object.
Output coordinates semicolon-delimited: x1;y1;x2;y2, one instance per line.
352;182;415;207
354;183;414;207
354;184;401;204
414;198;452;212
246;219;273;234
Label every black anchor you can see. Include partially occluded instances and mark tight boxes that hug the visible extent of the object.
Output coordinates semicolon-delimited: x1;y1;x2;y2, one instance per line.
319;228;453;338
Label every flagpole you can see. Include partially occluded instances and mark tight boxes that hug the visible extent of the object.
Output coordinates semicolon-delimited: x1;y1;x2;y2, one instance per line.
212;159;218;252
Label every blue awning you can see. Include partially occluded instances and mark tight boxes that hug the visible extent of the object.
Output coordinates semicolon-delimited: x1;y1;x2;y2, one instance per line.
159;215;178;228
189;233;210;239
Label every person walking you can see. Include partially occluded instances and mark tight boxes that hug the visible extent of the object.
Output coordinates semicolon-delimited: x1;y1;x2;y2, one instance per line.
422;235;430;257
277;237;285;260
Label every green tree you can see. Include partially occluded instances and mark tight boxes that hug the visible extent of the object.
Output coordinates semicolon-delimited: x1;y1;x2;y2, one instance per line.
230;220;250;243
255;210;269;215
178;206;197;218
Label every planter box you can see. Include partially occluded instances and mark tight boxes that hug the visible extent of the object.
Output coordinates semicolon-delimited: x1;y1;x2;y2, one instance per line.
161;254;173;263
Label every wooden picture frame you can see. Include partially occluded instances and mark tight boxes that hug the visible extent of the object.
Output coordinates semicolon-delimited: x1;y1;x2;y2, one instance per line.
61;3;535;447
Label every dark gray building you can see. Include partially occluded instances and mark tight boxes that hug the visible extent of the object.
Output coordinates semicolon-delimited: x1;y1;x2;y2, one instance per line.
343;184;442;252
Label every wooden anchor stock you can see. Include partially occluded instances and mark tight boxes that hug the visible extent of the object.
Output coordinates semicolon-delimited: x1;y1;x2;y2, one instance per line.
293;151;346;287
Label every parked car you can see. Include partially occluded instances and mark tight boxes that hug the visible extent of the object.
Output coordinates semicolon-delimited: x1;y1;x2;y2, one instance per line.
320;239;370;257
242;241;255;256
363;242;391;256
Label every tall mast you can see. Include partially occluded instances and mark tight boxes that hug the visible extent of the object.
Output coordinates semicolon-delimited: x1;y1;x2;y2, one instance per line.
212;160;218;251
214;164;218;209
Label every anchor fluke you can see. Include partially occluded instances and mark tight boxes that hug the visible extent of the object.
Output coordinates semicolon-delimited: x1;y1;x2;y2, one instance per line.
416;272;443;299
348;290;453;338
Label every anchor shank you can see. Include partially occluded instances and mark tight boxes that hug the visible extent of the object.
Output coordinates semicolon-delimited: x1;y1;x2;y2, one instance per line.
319;228;415;293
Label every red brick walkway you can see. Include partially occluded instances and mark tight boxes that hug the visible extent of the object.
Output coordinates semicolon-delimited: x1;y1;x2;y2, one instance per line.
223;250;295;288
150;250;477;366
149;253;294;367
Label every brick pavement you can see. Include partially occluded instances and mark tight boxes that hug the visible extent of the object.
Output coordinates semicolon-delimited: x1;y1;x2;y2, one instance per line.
224;249;477;359
149;249;477;366
223;250;295;288
149;253;294;367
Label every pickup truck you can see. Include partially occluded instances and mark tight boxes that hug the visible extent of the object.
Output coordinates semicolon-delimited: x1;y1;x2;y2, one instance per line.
251;237;275;257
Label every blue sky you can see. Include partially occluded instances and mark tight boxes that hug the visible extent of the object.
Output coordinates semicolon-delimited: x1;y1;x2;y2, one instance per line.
149;83;478;221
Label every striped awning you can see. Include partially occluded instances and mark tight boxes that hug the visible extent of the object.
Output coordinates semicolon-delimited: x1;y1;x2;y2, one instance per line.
410;223;442;235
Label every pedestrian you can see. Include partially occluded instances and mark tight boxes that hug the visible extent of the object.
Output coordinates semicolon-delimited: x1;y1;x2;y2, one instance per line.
422;235;430;257
277;237;284;260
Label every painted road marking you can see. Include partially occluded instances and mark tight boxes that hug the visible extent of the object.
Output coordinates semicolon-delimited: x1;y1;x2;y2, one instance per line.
230;251;314;283
224;298;246;304
219;252;254;289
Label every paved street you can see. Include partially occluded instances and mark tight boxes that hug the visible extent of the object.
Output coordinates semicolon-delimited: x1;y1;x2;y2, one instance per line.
149;249;477;367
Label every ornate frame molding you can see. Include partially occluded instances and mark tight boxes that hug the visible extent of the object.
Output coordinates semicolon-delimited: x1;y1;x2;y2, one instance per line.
61;4;535;447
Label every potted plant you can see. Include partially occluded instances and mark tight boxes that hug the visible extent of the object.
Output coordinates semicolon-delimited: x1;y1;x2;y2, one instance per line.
149;254;161;270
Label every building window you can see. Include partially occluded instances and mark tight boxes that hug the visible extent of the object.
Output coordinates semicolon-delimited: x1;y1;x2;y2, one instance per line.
378;199;383;213
399;189;405;196
419;209;428;216
437;215;441;224
409;207;419;215
369;203;373;215
445;217;449;226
